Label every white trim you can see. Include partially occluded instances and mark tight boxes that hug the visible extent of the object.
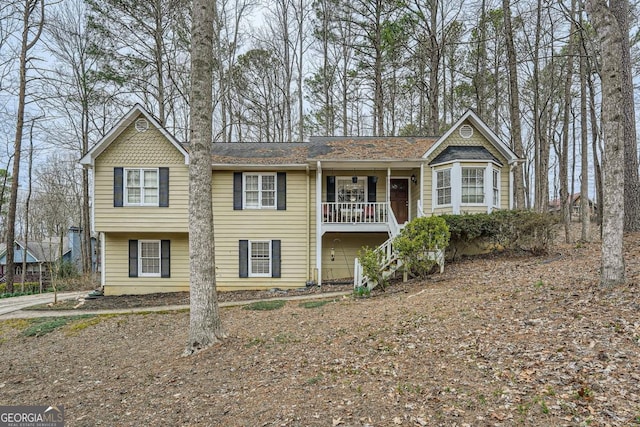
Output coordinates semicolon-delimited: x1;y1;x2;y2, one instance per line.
460;166;486;205
316;161;322;286
123;168;160;207
79;104;189;167
100;232;105;288
138;240;161;277
242;172;277;209
459;124;474;138
434;167;452;208
452;163;462;214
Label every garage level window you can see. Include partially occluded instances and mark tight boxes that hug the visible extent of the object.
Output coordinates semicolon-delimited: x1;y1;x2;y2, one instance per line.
139;240;161;277
128;239;170;278
249;241;271;277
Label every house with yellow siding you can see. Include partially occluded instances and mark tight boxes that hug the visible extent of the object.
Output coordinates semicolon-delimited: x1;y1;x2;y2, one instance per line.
80;104;520;295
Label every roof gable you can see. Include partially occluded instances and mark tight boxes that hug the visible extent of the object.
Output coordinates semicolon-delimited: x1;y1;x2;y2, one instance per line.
423;110;519;163
80;104;189;167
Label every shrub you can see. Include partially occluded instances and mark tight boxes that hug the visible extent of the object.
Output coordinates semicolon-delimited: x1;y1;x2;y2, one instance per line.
357;245;387;290
441;210;557;258
394;216;450;279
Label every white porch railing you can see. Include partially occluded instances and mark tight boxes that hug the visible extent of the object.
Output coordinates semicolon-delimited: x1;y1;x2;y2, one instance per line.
321;202;388;224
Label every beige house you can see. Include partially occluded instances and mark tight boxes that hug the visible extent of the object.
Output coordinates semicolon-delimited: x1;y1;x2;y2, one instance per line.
80;105;519;295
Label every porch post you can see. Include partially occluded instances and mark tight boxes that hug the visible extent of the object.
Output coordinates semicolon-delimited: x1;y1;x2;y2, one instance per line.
100;232;106;289
316;161;323;286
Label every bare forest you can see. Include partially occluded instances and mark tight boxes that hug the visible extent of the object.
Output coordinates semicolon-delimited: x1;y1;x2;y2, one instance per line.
0;3;638;287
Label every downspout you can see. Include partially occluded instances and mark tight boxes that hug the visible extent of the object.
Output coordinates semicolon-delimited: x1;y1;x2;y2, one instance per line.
509;161;516;210
315;161;322;286
100;232;106;290
306;164;310;284
419;163;425;217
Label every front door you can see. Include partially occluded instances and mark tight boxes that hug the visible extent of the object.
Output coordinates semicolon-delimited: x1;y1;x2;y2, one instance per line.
390;178;409;223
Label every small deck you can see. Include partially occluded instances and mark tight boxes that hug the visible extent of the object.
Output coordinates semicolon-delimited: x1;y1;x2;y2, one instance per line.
320;202;391;234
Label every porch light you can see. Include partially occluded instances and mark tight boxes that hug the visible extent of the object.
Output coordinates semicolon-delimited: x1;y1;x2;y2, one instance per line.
411;174;417;184
352;176;358;183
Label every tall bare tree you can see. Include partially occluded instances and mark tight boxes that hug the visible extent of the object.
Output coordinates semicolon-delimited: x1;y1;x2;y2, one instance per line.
6;0;44;294
585;0;625;287
185;0;226;355
501;0;525;209
610;0;640;232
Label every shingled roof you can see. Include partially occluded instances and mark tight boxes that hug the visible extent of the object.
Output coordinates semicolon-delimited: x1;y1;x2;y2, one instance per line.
208;136;439;165
429;145;503;166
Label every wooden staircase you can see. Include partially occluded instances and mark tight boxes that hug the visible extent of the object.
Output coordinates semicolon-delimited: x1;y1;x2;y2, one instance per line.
353;205;445;292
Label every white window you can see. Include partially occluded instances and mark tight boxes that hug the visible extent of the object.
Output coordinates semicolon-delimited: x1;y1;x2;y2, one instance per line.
492;169;500;207
125;169;159;206
139;240;161;277
337;177;365;202
244;173;276;209
249;241;271;277
436;169;451;206
462;167;485;204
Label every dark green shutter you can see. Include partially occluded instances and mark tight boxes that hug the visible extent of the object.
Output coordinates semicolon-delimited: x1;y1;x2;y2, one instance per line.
233;172;243;210
367;176;377;202
326;176;336;202
272;240;281;278
159;168;169;207
239;240;248;278
128;240;138;277
161;240;170;278
277;172;286;210
114;168;124;207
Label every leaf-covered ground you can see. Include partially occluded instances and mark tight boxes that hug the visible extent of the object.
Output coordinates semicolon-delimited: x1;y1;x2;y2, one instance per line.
1;231;639;426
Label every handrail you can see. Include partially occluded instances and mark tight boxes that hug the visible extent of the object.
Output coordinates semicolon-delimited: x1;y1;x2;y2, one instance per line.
321;201;388;224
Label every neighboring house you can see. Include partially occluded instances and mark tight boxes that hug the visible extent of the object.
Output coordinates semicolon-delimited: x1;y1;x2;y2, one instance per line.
80;104;520;295
0;227;97;283
548;193;597;219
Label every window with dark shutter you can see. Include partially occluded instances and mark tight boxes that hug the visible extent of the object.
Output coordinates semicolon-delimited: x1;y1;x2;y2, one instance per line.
277;172;286;210
114;168;124;207
161;240;170;278
159;168;169;207
128;240;138;277
233;172;243;210
239;240;248;277
271;240;281;278
326;176;336;202
367;176;377;202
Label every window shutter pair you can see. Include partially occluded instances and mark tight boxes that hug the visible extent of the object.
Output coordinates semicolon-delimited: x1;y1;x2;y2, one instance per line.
114;167;169;207
239;240;281;278
326;175;377;202
128;240;170;278
233;172;286;210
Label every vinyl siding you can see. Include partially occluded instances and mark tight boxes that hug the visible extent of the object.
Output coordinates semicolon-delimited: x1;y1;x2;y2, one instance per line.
322;232;388;281
212;169;316;290
93;116;189;233
103;232;189;295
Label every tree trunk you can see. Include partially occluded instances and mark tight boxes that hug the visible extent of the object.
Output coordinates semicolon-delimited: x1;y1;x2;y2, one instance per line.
560;1;576;243
579;13;590;241
184;0;226;355
610;0;640;232
586;0;626;286
501;0;525;209
6;0;45;294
